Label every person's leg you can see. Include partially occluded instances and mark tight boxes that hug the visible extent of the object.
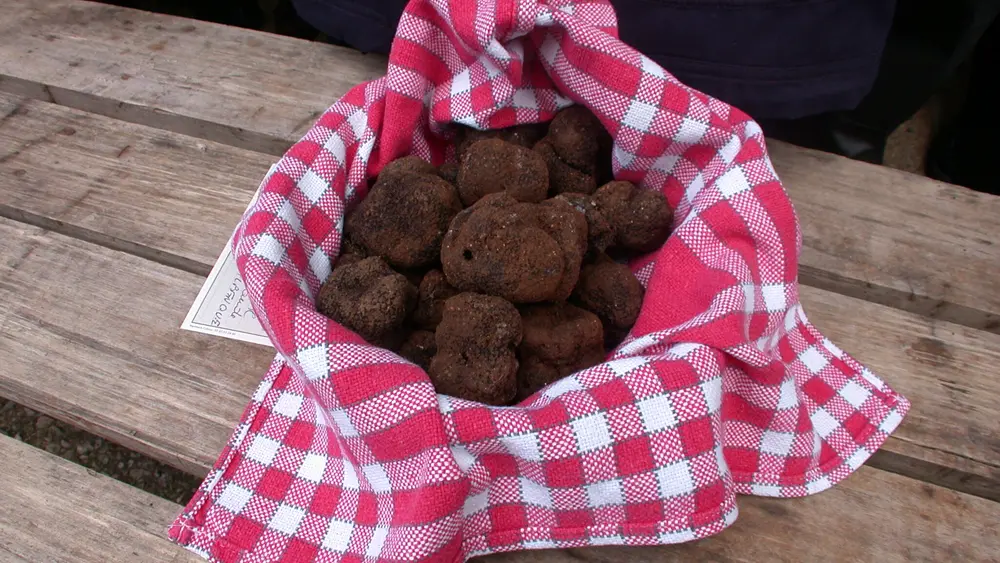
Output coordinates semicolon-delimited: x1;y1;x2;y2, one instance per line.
926;17;1000;193
762;0;1000;164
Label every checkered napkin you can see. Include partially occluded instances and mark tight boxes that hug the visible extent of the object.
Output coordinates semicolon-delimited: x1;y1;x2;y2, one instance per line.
169;0;910;560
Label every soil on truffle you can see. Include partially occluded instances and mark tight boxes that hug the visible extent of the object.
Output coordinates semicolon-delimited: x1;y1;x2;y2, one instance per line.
517;302;605;400
429;293;523;405
545;106;604;173
456;138;549;206
398;330;437;370
454;123;548;161
317;256;418;345
572;253;644;331
378;155;437;178
534;138;597;195
592;180;673;253
345;169;462;269
555;192;614;257
438;162;459;185
441;193;586;303
412;269;459;329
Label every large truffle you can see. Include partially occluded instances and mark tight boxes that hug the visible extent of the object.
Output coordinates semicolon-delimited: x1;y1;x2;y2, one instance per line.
555;192;614;256
592;181;673;253
517;303;605;400
429;293;522;405
456;138;549;206
345;168;462;269
572;253;644;331
398;330;437;371
317;256;418;345
441;193;587;303
412;269;459;329
534;138;597;195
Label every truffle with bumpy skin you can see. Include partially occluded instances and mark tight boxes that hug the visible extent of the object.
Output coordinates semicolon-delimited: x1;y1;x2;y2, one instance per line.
456;139;549;206
516;302;605;400
398;330;437;371
429;293;522;405
534;138;598;195
345;168;462;269
441;193;587;303
572;253;644;331
546;106;605;173
454;123;548;161
555;192;614;257
378;155;437;178
592;180;673;253
412;269;459;329
438;162;459;185
317;256;417;345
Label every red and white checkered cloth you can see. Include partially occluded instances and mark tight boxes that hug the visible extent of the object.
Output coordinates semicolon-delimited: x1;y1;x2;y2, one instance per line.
169;0;910;560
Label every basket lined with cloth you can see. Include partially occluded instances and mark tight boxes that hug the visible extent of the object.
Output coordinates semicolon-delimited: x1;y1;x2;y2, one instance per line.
168;0;910;560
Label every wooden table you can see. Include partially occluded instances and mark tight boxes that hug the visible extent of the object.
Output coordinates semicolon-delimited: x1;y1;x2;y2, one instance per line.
1;0;999;561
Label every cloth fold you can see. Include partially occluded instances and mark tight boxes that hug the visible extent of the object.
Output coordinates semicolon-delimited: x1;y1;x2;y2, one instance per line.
169;0;909;560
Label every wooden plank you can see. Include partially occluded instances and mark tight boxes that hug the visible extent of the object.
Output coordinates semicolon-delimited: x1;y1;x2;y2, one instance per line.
0;433;198;562
0;91;271;271
0;219;276;477
1;93;999;495
770;140;1000;334
1;211;999;500
480;467;1000;562
0;0;386;156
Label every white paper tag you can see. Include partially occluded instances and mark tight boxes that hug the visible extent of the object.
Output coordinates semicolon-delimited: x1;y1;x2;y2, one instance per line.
181;165;277;347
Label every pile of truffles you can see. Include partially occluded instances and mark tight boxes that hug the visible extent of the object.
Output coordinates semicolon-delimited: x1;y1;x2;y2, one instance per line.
316;106;673;405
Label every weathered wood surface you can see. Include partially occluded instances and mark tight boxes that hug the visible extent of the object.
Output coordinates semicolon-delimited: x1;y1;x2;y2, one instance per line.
770;141;1000;333
0;433;199;562
0;91;271;272
0;0;387;156
3;0;1000;330
1;210;998;498
0;219;276;477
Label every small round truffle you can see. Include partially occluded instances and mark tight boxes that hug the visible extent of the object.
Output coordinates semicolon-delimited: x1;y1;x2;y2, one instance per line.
412;269;459;329
438;162;459;185
555;193;615;257
534;138;597;195
546;106;605;173
592;181;673;253
398;330;437;370
345;169;462;268
517;303;605;399
317;256;418;345
332;251;364;270
534;197;589;301
379;155;437;178
456;139;549;206
572;253;644;330
429;293;523;405
455;124;547;161
441;193;586;303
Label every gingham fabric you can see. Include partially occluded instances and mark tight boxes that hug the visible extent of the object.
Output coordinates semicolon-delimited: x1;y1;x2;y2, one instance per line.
169;0;910;560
